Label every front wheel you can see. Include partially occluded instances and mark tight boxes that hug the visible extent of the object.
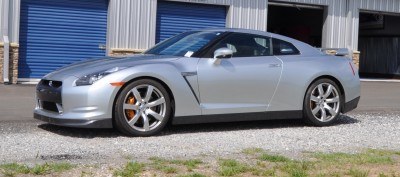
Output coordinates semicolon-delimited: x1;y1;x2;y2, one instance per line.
303;79;342;126
114;79;171;136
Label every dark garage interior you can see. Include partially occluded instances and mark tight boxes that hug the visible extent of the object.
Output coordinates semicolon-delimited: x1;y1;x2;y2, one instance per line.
358;12;400;79
267;4;324;47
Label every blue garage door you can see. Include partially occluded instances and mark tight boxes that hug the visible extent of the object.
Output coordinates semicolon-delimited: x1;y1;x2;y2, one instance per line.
19;0;108;79
156;1;227;43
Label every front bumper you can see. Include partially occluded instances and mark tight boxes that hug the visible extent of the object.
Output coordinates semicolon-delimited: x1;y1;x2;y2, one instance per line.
34;76;119;128
34;112;112;128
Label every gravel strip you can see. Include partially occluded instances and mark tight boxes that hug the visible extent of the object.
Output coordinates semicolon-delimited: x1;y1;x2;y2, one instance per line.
1;111;399;164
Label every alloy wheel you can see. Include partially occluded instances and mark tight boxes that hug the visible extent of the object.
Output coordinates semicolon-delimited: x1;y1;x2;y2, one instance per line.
309;83;340;122
123;84;167;132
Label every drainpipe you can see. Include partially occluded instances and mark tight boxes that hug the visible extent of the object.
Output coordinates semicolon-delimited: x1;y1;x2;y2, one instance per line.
2;0;10;84
3;36;9;84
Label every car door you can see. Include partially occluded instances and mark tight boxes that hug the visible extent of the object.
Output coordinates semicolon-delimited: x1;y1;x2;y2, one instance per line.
197;33;283;115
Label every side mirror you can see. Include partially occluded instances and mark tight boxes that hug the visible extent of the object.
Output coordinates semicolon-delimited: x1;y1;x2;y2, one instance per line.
213;48;233;65
335;48;349;56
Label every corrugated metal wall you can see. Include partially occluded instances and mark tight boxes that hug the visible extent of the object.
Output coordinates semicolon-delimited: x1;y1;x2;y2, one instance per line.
107;0;157;51
0;0;5;42
0;0;20;43
107;0;268;50
2;0;400;51
18;0;108;78
155;1;227;42
347;0;400;50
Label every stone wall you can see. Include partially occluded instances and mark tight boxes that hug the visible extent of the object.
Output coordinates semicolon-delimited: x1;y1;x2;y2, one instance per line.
0;44;19;84
352;51;360;68
109;48;146;56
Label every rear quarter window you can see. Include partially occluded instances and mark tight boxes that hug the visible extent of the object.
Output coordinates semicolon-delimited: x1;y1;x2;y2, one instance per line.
272;38;300;55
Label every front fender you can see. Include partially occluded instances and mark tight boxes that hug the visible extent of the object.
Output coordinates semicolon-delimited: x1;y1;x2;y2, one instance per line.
98;63;201;118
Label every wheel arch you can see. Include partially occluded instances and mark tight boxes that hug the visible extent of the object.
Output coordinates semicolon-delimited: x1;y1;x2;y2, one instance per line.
111;76;176;127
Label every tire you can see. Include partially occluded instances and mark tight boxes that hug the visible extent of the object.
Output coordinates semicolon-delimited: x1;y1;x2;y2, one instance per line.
303;78;343;126
114;79;171;136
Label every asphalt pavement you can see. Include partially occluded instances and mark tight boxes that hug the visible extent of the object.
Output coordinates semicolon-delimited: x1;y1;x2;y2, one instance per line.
0;81;399;122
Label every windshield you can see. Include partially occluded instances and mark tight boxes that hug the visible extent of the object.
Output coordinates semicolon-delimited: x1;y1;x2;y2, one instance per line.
145;31;223;57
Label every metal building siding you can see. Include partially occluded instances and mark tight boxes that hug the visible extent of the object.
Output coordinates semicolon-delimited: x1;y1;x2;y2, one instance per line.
347;0;400;50
0;0;21;43
107;0;268;50
9;0;21;43
156;1;227;43
0;0;5;42
107;0;157;50
272;0;329;5
325;0;347;48
228;0;268;31
357;0;400;13
18;0;108;78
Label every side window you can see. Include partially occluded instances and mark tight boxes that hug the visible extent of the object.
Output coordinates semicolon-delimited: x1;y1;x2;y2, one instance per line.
272;38;300;55
209;33;272;58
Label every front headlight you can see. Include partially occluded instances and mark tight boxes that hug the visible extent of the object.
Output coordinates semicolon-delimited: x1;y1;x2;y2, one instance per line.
75;67;127;86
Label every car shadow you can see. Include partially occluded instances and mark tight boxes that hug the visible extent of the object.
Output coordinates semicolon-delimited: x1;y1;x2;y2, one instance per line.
38;115;359;138
38;124;122;138
162;115;359;135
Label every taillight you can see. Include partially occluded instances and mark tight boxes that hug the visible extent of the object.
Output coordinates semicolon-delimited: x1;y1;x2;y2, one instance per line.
349;62;355;76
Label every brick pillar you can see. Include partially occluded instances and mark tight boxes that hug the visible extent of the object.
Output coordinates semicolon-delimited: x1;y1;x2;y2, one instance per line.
0;44;19;84
10;47;19;84
352;51;360;69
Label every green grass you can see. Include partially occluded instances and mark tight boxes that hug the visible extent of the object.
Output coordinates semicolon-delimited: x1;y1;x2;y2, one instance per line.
242;148;264;155
0;163;30;177
0;162;74;177
218;159;251;176
173;159;203;171
177;172;207;177
148;157;179;174
149;157;202;172
313;149;394;165
259;153;291;162
113;162;144;177
279;161;313;177
161;166;178;173
347;168;369;177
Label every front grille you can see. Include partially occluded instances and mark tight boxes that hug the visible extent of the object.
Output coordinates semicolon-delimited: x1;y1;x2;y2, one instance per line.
41;101;59;112
36;79;62;104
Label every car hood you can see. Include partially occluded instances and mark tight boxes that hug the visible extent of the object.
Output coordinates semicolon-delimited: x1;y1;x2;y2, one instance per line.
44;54;181;80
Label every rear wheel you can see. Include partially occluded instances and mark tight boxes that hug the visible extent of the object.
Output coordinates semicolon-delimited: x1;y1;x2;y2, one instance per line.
303;79;342;126
114;79;171;136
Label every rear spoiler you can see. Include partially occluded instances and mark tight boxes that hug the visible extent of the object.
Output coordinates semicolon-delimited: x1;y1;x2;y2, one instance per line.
319;48;351;57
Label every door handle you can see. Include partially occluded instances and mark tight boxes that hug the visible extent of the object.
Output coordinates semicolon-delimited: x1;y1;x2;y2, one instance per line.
269;64;282;68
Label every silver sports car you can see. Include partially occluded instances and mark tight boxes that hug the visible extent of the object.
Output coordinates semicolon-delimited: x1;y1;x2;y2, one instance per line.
34;28;360;136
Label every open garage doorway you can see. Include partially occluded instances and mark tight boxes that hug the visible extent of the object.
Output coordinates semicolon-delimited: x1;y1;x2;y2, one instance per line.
358;12;400;79
267;2;325;47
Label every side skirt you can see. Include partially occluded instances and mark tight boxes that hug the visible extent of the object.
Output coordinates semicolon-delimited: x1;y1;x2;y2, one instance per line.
172;111;303;125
